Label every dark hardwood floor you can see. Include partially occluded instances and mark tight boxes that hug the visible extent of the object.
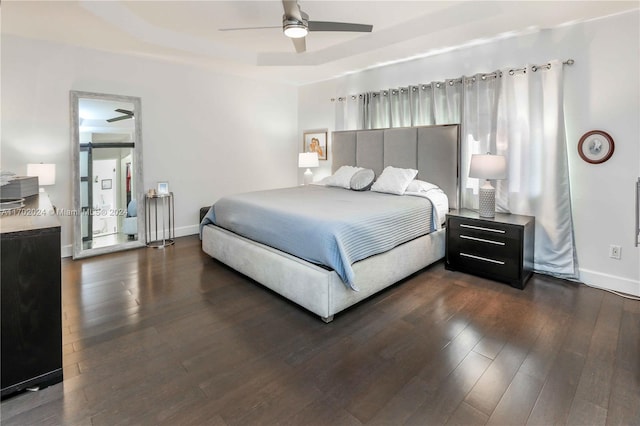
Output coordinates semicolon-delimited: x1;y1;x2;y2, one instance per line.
2;235;639;425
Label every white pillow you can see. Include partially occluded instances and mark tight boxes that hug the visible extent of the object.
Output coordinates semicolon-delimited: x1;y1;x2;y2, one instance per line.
323;166;363;189
371;166;418;195
406;179;439;193
350;169;375;191
312;176;330;186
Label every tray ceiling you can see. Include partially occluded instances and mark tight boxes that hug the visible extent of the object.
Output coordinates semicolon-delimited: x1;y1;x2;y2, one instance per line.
2;1;637;85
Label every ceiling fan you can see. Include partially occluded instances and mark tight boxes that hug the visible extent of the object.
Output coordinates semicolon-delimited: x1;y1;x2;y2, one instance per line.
106;109;134;123
219;0;373;53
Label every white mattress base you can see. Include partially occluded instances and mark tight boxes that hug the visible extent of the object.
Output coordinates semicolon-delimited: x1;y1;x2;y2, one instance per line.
202;225;445;321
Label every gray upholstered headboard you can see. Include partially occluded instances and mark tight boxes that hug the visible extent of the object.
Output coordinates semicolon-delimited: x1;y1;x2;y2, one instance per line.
332;124;460;209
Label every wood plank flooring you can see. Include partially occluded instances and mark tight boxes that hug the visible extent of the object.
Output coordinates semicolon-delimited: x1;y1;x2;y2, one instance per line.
1;235;639;425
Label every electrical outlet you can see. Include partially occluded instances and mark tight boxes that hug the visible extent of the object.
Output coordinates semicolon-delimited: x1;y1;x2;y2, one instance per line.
609;245;622;260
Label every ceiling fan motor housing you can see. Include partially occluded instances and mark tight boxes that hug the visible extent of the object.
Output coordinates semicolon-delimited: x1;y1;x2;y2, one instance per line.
283;15;308;38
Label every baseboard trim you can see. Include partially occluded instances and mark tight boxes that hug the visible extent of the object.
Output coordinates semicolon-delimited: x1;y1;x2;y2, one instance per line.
62;244;73;258
61;225;201;258
579;268;640;297
175;224;199;238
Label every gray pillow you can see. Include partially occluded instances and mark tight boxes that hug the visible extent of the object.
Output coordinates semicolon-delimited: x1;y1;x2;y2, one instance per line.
350;168;375;191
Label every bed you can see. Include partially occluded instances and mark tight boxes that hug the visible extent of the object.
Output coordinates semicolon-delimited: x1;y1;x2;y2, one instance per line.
201;124;460;322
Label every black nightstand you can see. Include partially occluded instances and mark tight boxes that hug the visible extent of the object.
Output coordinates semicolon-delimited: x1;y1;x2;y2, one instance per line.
445;209;535;289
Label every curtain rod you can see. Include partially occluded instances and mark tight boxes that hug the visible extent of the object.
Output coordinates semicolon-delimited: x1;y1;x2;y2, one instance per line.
330;59;575;102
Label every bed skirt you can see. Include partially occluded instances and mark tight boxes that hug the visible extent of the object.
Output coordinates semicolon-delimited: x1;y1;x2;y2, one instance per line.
202;224;445;322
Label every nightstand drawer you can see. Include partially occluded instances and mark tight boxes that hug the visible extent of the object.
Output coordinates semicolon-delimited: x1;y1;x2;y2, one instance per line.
452;231;520;260
448;250;520;280
448;217;520;240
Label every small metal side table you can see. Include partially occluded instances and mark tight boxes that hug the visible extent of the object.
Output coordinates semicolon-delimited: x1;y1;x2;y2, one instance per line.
144;192;175;248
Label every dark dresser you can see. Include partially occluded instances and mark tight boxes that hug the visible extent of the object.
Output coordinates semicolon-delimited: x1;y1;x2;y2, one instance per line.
445;209;535;289
1;193;63;398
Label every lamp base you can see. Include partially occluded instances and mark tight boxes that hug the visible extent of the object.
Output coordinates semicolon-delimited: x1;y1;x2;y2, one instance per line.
303;169;313;185
478;182;496;218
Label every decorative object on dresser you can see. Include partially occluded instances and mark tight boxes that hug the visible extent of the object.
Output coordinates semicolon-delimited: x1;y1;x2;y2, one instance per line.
0;197;25;213
298;152;319;185
0;171;16;186
468;153;507;218
577;130;614;164
1;193;62;398
26;163;56;193
0;176;39;198
445;209;535;289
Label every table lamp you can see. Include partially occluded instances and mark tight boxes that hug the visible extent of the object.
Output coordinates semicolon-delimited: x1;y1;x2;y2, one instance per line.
469;153;506;217
298;152;319;185
27;163;56;192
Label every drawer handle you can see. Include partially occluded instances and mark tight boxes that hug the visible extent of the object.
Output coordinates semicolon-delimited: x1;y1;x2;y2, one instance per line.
460;252;505;265
460;224;506;233
460;235;505;245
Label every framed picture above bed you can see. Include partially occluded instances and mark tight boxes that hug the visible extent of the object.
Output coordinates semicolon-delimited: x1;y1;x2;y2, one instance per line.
303;130;328;161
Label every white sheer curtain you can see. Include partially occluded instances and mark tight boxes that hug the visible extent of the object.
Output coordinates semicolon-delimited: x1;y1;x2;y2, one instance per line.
390;88;411;128
410;85;434;125
334;59;577;278
433;80;462;124
340;91;390;130
338;80;462;129
461;73;501;210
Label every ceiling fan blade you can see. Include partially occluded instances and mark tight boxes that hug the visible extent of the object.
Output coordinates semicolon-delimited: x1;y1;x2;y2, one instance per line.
291;37;306;53
106;115;132;123
282;0;303;21
219;25;280;32
308;21;373;32
114;108;133;115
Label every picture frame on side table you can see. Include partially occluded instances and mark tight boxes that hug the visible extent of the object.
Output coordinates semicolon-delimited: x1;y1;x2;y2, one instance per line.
157;181;169;195
303;131;328;161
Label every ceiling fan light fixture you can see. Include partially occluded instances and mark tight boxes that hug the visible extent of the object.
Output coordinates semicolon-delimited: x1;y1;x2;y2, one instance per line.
283;19;308;38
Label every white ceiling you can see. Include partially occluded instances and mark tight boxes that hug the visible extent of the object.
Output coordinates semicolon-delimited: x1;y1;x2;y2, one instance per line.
3;1;638;85
78;98;135;133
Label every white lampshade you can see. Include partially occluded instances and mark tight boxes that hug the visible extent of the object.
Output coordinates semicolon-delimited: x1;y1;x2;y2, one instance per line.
298;152;318;186
298;152;319;168
469;154;506;218
469;154;507;180
27;163;56;186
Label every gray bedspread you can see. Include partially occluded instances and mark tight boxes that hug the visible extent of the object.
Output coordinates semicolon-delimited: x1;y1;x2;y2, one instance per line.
200;185;435;290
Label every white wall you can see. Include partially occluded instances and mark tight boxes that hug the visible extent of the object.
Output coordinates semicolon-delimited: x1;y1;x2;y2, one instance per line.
298;11;640;296
1;35;299;255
